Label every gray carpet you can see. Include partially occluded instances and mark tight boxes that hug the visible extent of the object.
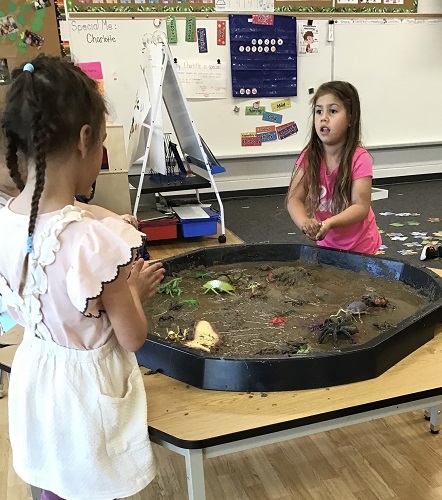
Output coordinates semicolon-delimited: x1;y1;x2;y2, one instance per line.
211;180;442;271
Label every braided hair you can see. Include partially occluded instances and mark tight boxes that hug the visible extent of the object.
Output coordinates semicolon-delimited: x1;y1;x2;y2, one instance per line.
0;55;107;294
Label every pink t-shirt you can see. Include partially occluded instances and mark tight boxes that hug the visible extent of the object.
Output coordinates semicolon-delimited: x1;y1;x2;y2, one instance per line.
296;147;381;254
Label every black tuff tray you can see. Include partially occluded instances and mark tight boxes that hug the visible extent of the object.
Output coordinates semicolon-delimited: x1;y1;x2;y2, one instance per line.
136;244;442;392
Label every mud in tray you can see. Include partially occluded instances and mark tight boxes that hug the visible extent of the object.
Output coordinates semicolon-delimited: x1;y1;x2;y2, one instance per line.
136;244;442;391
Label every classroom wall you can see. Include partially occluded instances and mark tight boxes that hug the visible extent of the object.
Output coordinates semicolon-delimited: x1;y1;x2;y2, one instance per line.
68;15;442;193
215;144;442;193
418;0;442;14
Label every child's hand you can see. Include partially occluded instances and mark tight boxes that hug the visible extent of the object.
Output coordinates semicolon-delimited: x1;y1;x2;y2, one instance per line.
315;219;332;241
128;259;165;302
301;218;322;241
121;214;138;229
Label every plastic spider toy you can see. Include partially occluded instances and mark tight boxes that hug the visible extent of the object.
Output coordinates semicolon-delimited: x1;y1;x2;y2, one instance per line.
330;300;368;322
362;294;388;308
317;317;358;345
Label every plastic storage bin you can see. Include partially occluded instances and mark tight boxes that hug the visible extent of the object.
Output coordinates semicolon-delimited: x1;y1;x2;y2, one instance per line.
179;208;220;238
139;217;179;241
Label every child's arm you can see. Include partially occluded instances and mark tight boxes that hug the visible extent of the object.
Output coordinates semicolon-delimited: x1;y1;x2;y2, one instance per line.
101;259;165;352
287;167;321;240
75;201;115;219
315;176;372;240
75;201;138;229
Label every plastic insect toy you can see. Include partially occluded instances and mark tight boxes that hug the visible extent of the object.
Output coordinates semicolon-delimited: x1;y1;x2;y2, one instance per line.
271;317;288;325
166;326;190;342
317;317;358;345
299;319;323;331
159;277;183;297
297;344;312;354
330;300;369;322
180;299;198;307
202;280;235;295
194;271;215;279
362;294;388;308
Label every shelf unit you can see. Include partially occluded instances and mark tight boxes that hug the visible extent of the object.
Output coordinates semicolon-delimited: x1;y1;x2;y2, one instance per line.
130;37;226;243
128;172;211;195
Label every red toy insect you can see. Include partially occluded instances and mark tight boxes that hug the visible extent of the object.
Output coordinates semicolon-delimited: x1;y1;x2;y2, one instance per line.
362;295;388;308
271;317;288;325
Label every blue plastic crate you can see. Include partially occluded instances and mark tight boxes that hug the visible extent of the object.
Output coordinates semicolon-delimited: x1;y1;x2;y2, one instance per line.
179;208;220;238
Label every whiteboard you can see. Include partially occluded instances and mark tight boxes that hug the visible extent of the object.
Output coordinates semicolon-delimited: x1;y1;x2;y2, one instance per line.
68;17;442;159
333;20;442;148
68;17;331;159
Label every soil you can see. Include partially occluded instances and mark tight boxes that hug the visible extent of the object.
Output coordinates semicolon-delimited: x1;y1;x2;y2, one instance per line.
143;261;429;357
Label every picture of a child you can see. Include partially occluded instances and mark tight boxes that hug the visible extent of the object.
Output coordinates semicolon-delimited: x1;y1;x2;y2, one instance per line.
303;31;315;53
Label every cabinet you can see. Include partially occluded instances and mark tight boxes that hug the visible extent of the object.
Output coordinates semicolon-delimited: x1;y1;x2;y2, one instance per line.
91;122;131;215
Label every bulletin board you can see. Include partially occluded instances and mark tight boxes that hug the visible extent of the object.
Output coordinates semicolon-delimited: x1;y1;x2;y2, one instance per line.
66;0;416;14
275;0;333;12
0;0;61;102
68;16;440;159
273;0;416;13
332;0;416;13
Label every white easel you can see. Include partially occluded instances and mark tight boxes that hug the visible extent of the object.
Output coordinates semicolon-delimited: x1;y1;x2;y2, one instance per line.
132;36;226;243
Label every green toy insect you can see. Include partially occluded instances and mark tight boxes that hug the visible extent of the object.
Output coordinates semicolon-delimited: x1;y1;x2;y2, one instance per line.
159;277;183;297
194;271;215;279
180;299;198;307
202;280;235;295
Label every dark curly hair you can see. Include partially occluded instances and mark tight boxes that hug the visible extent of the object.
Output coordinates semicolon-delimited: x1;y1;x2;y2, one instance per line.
1;54;107;294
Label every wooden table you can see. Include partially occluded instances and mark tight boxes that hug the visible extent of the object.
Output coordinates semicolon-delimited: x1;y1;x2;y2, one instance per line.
143;321;442;500
1;267;441;500
3;331;442;500
145;226;243;262
141;268;442;500
0;324;24;346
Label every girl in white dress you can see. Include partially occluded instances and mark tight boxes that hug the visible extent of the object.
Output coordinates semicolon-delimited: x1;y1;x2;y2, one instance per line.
0;54;165;500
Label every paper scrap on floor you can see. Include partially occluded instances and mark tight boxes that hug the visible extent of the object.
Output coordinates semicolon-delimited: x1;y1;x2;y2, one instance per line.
172;205;210;219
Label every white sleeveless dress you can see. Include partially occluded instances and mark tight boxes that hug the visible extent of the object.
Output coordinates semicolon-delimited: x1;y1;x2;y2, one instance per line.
0;205;156;499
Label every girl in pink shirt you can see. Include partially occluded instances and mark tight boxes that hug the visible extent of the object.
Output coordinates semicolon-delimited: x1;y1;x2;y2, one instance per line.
0;55;165;499
287;81;381;255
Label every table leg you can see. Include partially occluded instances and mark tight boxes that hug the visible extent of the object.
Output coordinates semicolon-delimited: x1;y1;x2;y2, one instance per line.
427;406;442;434
184;449;206;500
29;485;41;500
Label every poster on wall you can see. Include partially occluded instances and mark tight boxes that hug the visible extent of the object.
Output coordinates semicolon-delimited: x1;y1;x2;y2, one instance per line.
298;23;319;54
229;14;297;98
